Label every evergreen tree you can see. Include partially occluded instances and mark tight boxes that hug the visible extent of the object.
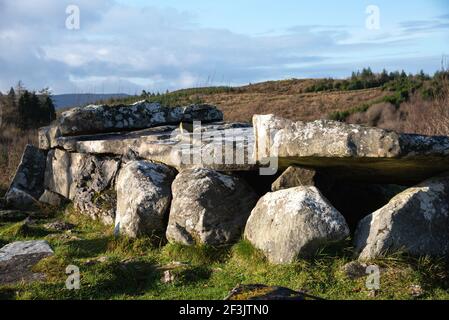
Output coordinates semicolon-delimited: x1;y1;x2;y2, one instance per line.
17;91;31;129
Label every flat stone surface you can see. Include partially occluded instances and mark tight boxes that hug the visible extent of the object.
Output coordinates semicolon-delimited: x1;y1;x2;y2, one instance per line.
0;240;54;285
54;122;256;172
57;101;223;136
253;115;449;184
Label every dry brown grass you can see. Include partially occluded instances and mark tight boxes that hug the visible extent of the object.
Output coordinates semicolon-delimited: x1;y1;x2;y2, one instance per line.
401;80;449;136
201;85;387;123
0;126;37;196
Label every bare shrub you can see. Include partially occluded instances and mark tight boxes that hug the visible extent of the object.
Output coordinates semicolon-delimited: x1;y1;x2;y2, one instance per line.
347;102;404;131
0;126;37;195
401;80;449;136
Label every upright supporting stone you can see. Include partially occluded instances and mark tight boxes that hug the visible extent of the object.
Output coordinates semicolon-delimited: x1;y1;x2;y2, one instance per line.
5;145;46;210
166;168;258;245
271;165;333;192
115;161;176;238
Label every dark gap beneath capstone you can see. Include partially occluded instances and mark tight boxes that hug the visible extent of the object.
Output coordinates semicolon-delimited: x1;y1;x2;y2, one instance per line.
234;171;282;198
321;179;407;233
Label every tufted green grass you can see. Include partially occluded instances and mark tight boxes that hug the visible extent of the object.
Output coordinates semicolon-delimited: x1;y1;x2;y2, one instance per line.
0;211;448;300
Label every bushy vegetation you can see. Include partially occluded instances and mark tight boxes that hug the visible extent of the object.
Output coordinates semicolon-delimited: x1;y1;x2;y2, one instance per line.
100;86;236;108
305;68;429;93
0;81;56;130
328;68;449;123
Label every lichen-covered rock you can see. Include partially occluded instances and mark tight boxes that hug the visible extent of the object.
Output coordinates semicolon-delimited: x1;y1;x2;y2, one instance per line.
354;174;449;260
5;188;39;211
39;189;68;207
0;240;53;285
44;149;82;199
225;284;308;300
253;115;449;184
244;186;349;264
38;125;61;150
114;161;176;238
271;166;333;192
5;145;46;209
54;122;255;172
71;157;121;225
44;149;120;224
166;168;258;245
57;101;223;136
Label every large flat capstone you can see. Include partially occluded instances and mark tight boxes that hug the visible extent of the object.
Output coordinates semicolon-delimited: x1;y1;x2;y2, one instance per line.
55;101;223;136
52;122;256;172
253;115;449;184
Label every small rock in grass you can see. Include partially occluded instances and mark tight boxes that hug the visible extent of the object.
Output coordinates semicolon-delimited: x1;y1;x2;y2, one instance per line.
225;284;309;300
0;240;53;285
341;261;368;280
410;284;424;298
162;270;175;284
44;221;76;231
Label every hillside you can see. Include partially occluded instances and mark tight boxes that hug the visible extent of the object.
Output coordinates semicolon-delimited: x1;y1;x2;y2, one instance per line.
98;69;448;137
104;79;388;123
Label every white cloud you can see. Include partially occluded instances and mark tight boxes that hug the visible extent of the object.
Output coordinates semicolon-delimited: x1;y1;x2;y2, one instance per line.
0;0;447;94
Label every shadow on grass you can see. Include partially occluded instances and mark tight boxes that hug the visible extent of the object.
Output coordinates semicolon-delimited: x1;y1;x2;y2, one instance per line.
162;242;232;265
312;239;355;262
0;222;53;240
0;238;7;248
0;287;16;300
406;256;449;294
88;260;161;298
66;237;111;258
170;266;213;286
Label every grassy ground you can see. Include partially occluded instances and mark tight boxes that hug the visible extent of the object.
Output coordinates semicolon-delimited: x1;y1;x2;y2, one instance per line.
1;206;448;300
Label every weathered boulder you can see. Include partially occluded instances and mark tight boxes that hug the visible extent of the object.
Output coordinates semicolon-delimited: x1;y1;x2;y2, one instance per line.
5;188;39;211
44;149;120;224
354;174;449;260
39;189;69;207
5;145;46;209
244;186;349;264
166;168;258;245
271;165;333;192
253;115;449;184
71;156;120;225
115;161;176;238
0;240;53;285
57;101;223;136
38;125;61;150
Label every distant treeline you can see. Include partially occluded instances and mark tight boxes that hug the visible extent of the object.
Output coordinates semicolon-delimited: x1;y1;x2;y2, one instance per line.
304;67;448;94
328;68;449;121
0;81;56;129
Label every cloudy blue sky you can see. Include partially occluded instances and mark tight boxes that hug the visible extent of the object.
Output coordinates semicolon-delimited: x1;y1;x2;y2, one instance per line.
0;0;448;94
